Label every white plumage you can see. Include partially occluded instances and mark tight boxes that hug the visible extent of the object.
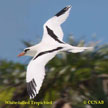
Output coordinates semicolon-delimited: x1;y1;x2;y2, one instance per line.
18;5;93;99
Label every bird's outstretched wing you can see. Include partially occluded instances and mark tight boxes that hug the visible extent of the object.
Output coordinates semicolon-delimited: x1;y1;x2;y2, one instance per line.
42;5;72;43
26;47;63;99
26;58;45;99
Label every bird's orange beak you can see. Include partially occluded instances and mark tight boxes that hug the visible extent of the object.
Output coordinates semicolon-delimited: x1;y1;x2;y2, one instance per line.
17;52;25;57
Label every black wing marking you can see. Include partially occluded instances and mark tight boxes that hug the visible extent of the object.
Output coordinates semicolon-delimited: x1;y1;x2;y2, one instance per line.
27;78;37;98
33;47;63;60
46;26;64;44
55;5;71;17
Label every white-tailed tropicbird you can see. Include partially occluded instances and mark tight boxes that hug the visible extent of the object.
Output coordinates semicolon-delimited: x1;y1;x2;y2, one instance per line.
18;5;93;99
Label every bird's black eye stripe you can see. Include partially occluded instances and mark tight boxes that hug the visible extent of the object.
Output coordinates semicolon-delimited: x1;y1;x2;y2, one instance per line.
24;49;30;52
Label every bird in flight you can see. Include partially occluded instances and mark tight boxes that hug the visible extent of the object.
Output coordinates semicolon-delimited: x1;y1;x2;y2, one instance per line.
18;5;92;99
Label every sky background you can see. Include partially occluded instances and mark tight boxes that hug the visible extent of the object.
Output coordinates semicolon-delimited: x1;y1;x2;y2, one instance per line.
0;0;108;63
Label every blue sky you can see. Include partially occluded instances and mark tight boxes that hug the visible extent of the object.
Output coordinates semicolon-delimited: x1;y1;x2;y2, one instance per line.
0;0;108;63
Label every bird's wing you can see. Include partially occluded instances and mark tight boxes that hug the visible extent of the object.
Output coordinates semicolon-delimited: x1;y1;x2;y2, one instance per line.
26;58;45;99
42;5;72;43
26;47;63;99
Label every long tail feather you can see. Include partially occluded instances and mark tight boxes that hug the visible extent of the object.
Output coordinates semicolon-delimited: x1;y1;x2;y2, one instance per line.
63;44;93;53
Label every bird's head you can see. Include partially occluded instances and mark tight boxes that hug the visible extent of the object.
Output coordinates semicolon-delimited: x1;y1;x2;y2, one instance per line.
17;47;36;57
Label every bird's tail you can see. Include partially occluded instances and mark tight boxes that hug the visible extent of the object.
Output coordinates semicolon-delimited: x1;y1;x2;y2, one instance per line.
62;44;93;53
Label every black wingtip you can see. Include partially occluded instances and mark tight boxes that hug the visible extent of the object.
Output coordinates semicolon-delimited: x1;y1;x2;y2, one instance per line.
27;78;37;99
55;5;72;17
